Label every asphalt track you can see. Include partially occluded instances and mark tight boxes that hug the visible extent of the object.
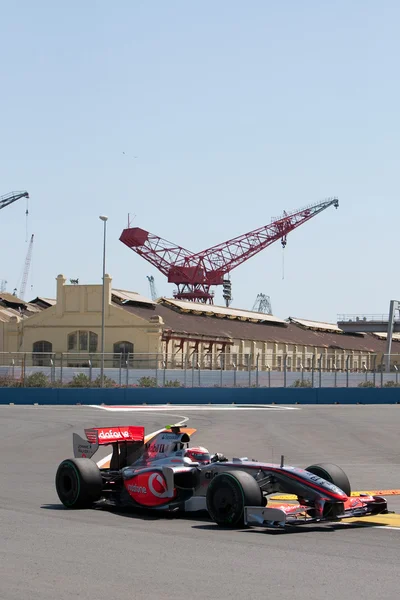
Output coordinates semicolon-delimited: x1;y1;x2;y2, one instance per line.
1;404;400;600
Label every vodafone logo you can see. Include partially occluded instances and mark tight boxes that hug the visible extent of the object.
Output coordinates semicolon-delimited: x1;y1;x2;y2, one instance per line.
125;472;173;505
127;483;147;495
98;429;130;440
148;473;169;498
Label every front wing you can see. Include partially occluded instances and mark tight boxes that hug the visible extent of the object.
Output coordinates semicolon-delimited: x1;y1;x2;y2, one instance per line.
244;495;388;528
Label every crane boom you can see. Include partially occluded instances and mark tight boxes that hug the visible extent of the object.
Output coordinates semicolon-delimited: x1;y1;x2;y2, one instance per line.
0;191;29;211
19;234;34;300
120;197;339;303
189;198;339;273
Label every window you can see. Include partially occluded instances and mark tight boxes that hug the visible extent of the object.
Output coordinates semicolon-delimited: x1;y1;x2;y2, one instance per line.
113;341;133;367
32;341;53;366
68;331;98;353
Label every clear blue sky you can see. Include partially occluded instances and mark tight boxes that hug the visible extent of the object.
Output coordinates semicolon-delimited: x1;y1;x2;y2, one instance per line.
1;1;399;322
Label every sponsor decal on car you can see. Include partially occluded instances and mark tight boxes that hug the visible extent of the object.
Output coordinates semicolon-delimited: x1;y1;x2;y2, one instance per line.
124;471;176;506
98;429;131;440
127;483;147;495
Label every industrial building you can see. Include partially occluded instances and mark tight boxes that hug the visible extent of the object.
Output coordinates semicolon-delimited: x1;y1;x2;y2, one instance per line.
1;274;398;372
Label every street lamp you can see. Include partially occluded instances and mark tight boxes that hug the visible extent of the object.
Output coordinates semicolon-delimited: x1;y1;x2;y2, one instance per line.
99;215;108;387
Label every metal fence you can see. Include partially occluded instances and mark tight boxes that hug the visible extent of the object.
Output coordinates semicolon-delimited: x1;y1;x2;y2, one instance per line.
1;351;400;388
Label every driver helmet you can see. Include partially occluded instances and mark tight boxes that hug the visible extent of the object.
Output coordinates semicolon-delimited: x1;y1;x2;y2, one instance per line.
184;446;211;464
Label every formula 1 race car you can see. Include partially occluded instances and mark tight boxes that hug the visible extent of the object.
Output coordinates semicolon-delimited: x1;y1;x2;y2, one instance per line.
55;424;388;529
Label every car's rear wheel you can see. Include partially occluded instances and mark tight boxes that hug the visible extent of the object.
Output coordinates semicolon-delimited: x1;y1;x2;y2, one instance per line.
55;458;103;509
305;462;351;497
206;470;263;527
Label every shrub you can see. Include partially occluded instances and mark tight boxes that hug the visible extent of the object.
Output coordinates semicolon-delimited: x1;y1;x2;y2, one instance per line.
291;378;312;388
0;375;21;387
92;375;116;388
383;380;400;388
25;372;49;388
69;373;91;388
137;376;158;388
68;373;117;388
358;381;375;388
164;379;182;388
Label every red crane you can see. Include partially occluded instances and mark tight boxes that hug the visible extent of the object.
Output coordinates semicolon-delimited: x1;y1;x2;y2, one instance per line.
120;197;339;304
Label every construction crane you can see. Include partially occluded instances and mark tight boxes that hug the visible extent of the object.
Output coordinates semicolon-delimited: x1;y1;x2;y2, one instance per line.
120;197;339;304
0;191;29;211
146;275;158;301
19;234;34;300
252;293;272;315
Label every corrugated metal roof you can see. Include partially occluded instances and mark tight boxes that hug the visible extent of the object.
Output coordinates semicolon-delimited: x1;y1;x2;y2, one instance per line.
34;297;56;306
372;332;400;341
160;298;286;324
0;300;48;321
121;303;399;353
25;303;43;314
0;292;26;305
112;289;155;305
289;317;343;333
0;307;22;322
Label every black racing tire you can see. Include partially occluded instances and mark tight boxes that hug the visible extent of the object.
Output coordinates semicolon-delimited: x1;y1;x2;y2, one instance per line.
55;458;103;509
206;470;263;527
305;462;351;497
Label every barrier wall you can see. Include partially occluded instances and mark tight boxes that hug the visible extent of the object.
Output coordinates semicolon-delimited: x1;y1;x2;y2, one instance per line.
1;387;400;405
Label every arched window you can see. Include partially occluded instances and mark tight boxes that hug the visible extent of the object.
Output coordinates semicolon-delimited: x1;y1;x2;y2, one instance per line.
67;331;98;352
113;341;133;367
32;341;53;366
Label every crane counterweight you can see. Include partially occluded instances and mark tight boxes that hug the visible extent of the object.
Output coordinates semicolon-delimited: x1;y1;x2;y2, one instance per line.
120;197;339;303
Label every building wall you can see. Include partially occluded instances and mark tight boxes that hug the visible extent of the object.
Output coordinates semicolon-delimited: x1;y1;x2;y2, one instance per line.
161;336;377;372
3;275;163;360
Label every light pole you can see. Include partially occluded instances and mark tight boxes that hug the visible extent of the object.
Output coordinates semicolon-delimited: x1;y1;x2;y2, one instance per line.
99;215;108;387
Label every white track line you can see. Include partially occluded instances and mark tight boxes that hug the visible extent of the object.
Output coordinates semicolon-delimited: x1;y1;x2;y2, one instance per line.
90;404;300;412
96;415;189;468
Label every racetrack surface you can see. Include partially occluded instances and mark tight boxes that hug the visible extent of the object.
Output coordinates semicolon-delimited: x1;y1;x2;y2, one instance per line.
1;404;400;600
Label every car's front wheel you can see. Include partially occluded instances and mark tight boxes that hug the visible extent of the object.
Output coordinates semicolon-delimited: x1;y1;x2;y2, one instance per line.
305;462;351;497
55;458;103;509
206;470;263;527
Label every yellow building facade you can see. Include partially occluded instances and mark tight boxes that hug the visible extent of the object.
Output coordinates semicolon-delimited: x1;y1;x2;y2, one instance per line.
3;275;163;363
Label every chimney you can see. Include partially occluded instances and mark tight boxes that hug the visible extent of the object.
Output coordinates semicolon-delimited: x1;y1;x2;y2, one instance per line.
56;274;66;316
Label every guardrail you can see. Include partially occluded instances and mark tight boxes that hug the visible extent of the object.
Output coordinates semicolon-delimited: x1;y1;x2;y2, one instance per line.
337;314;392;323
1;387;400;405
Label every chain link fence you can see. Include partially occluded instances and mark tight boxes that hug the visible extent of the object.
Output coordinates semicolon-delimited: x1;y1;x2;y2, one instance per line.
1;351;400;388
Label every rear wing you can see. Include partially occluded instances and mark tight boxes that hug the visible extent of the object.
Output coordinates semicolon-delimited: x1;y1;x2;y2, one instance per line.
73;426;145;459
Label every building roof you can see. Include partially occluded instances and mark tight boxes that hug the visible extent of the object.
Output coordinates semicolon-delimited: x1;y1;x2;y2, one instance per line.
112;289;155;306
288;317;343;333
0;294;50;322
30;297;56;307
372;332;400;341
160;297;286;324
0;306;21;322
120;301;400;354
0;292;27;306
